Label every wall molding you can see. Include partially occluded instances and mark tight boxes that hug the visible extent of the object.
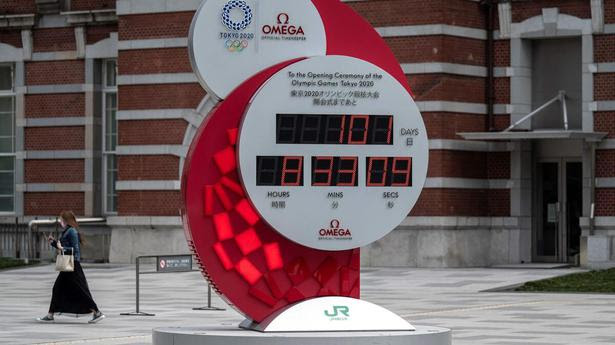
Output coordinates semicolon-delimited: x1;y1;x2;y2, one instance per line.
19;150;91;159
118;38;187;51
416;101;487;114
429;139;512;152
116;180;180;191
117;0;201;15
17;117;90;127
16;183;92;192
115;145;188;157
117;73;197;85
402;62;487;77
106;216;182;227
376;24;486;40
425;177;513;189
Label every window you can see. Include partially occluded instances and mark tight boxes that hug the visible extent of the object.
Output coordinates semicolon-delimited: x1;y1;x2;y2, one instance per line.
0;64;15;212
102;60;117;213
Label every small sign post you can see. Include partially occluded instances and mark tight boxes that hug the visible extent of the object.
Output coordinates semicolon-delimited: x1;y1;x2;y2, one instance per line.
157;255;192;272
121;254;224;316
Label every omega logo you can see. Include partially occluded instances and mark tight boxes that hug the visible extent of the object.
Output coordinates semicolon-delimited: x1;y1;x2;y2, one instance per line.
319;219;352;238
277;13;289;25
262;13;305;36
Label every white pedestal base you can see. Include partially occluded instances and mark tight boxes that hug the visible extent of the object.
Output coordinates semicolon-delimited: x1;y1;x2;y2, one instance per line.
241;296;414;332
153;326;452;345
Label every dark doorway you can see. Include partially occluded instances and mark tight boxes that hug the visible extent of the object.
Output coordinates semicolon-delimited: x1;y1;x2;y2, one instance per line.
534;160;582;262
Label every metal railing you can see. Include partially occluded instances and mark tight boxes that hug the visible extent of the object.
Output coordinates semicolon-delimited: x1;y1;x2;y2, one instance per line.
1;217;108;262
0;218;28;259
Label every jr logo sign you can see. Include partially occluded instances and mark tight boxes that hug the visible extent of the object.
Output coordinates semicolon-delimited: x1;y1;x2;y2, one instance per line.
324;305;350;318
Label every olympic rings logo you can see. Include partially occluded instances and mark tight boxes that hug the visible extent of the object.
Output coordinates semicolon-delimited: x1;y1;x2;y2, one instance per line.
221;0;252;31
226;39;249;52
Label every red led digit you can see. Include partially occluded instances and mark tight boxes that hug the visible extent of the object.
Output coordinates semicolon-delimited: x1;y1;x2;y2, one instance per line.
391;157;412;186
367;157;388;186
336;157;358;186
338;115;346;144
281;156;303;186
386;116;393;144
312;156;334;186
347;115;369;144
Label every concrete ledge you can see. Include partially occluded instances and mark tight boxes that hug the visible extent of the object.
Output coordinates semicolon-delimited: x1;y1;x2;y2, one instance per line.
117;73;198;85
416;101;487;114
116;145;188;157
0;14;36;28
26;84;88;94
117;109;197;123
401;63;486;77
32;51;79;61
429;139;513;152
399;216;523;229
152;326;451;345
595;62;615;73
106;216;182;227
494;104;513;114
376;24;486;40
580;216;615;227
117;0;201;15
17;117;89;127
596;177;615;188
592;100;615;111
424;177;513;189
20;150;91;159
118;38;187;50
362;226;531;267
109;226;188;263
116;180;180;191
16;183;92;192
598;139;615;149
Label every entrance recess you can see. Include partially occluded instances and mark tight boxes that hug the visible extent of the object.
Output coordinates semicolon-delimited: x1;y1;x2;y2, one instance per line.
534;160;582;263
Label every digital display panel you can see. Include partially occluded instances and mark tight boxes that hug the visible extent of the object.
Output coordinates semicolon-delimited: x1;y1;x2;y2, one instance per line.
277;114;393;145
238;56;429;251
311;156;358;186
366;157;412;187
256;156;304;186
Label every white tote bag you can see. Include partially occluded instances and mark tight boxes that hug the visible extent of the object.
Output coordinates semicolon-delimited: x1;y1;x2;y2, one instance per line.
55;248;74;272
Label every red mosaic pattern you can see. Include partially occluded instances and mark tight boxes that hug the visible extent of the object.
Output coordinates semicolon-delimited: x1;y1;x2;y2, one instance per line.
182;61;360;323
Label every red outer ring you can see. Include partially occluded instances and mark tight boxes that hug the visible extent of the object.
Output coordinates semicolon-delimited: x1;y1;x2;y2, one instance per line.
182;59;360;323
182;0;415;323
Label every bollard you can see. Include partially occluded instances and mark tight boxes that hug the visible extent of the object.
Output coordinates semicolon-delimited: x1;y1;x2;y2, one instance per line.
120;257;155;316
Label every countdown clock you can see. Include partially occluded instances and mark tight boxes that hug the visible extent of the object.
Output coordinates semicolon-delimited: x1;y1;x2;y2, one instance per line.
238;56;428;251
182;0;427;325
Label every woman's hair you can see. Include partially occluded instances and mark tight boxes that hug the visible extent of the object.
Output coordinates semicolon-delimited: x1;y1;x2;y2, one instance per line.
59;210;84;244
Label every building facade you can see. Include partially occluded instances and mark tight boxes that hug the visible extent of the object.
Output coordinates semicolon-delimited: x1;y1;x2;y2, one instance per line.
0;0;613;268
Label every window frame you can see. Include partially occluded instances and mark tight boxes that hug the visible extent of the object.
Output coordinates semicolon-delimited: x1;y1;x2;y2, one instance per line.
102;59;118;214
0;63;16;214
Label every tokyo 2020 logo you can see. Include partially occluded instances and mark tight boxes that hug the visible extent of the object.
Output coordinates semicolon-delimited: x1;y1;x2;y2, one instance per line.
221;0;252;31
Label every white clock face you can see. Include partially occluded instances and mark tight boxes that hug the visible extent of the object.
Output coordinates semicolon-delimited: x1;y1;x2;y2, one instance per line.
238;56;428;251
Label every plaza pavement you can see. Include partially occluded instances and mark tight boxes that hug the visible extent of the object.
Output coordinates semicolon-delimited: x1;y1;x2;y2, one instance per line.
1;263;614;345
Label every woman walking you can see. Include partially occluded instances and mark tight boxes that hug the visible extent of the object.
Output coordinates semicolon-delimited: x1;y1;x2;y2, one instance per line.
37;211;105;323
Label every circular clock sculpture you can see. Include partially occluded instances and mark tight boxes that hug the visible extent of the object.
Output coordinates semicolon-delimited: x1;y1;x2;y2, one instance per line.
180;0;437;336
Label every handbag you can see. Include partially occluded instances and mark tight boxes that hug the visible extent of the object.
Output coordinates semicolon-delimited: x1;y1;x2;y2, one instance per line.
55;248;74;272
